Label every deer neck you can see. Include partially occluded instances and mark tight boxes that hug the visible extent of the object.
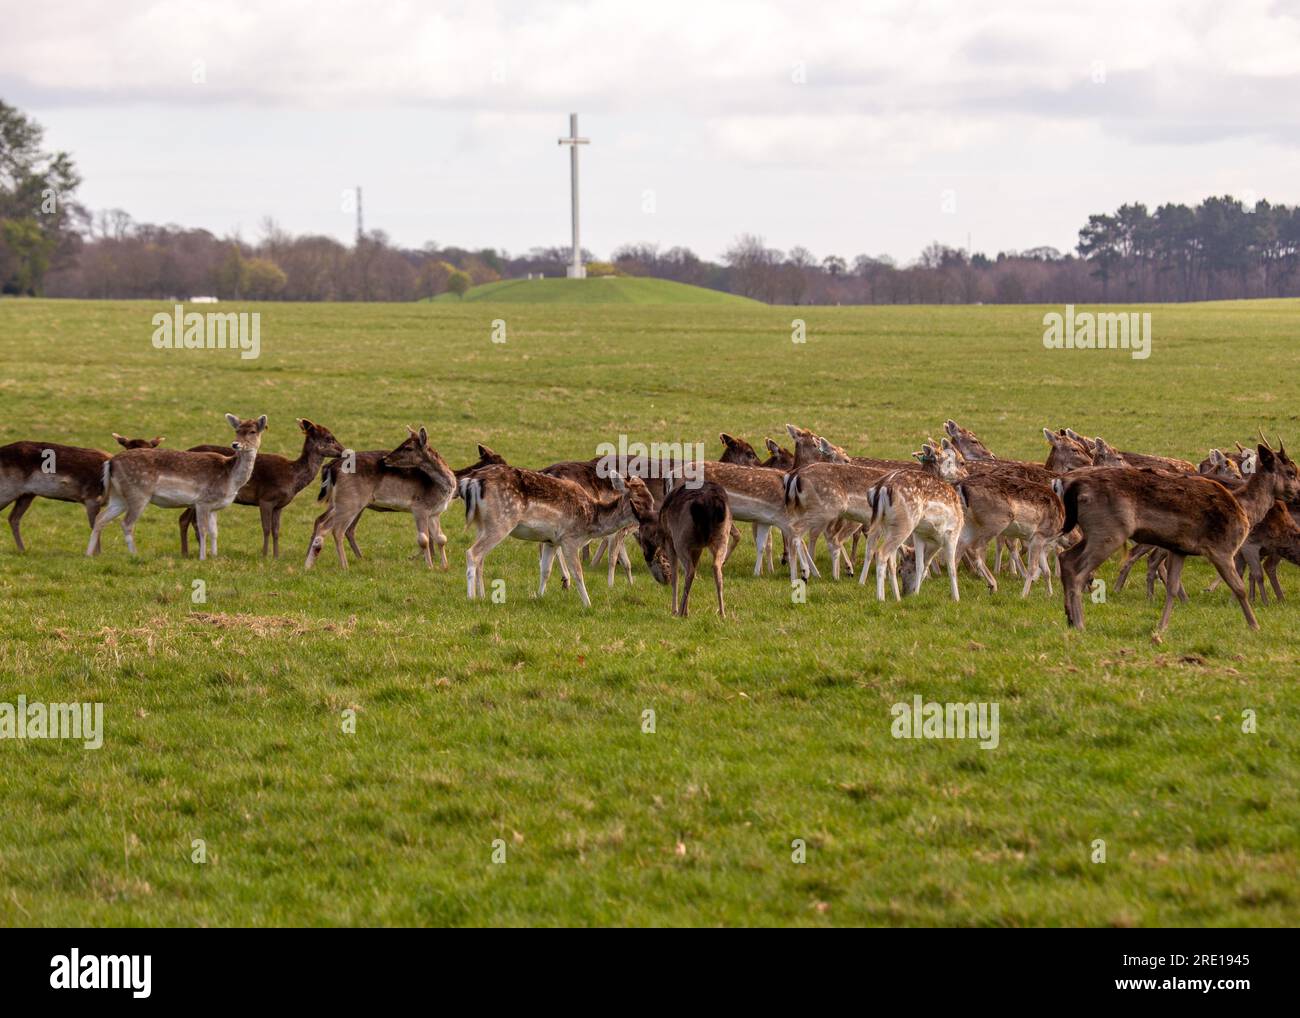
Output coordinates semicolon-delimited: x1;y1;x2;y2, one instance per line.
291;439;326;492
1234;469;1278;526
228;445;259;493
593;496;633;534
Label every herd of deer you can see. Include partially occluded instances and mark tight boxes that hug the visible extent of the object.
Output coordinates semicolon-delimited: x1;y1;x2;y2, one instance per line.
2;415;1298;630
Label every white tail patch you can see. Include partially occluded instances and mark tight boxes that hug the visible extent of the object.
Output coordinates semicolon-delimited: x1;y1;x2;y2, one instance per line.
101;461;112;496
1051;478;1065;499
461;478;482;522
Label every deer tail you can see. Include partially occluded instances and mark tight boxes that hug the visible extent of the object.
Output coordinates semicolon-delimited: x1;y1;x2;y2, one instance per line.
317;462;335;502
1060;479;1081;535
460;477;482;523
955;483;969;510
101;461;111;497
782;472;802;507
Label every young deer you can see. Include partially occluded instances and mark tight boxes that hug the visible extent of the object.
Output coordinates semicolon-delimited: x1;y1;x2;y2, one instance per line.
178;418;344;558
460;465;656;607
861;469;963;601
634;479;733;617
305;427;456;570
87;415;266;559
1059;443;1300;632
1;433;162;552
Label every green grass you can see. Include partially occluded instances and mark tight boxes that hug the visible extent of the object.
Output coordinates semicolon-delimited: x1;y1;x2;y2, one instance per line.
431;275;756;304
0;296;1297;927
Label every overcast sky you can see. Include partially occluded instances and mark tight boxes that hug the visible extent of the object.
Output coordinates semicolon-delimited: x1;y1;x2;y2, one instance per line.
4;0;1299;263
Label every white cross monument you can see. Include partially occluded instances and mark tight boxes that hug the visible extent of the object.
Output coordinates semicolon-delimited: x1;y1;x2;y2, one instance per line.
557;113;589;279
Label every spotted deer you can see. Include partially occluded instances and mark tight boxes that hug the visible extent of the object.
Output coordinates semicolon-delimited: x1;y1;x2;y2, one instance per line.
915;442;1064;596
633;479;733;617
1;433;163;553
781;461;889;580
701;460;814;581
862;470;963;601
719;433;793;573
178;419;344;558
87;415;266;559
1059;443;1300;632
459;465;656;607
305;427;456;569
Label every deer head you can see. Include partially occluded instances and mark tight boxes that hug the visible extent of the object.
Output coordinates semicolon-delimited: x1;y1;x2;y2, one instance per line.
1255;442;1300;501
1043;427;1093;471
296;418;345;458
718;433;761;466
1090;436;1126;467
382;426;453;483
943;420;995;461
225;413;267;453
113;433;165;449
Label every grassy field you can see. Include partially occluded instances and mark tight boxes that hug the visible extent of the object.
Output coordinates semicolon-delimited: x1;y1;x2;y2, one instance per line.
431;275;756;303
0;296;1297;927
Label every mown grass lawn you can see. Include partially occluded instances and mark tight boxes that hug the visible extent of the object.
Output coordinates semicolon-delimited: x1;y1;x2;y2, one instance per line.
0;296;1296;927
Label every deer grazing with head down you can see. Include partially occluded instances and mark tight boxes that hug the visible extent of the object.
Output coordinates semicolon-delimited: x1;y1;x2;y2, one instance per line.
87;415;266;559
459;464;656;607
178;418;344;557
1059;441;1300;632
305;427;456;570
634;479;733;617
1;433;163;553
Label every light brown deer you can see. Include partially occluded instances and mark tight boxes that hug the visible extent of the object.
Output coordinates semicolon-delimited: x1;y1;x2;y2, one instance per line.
87;415;266;559
1059;443;1300;631
1;433;163;553
633;479;733;617
305;427;456;570
459;465;656;607
719;433;793;573
781;461;888;580
915;442;1064;596
178;419;344;558
862;470;964;601
701;460;816;582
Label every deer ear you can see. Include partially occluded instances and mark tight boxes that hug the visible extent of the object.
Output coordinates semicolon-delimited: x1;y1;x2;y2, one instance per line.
151;436;165;447
112;433;127;446
765;438;779;454
1042;428;1057;444
1257;444;1275;468
297;418;310;432
225;413;240;429
944;420;958;435
419;427;428;446
609;472;626;492
785;423;801;440
719;433;735;448
256;415;268;432
1209;449;1225;466
816;437;832;454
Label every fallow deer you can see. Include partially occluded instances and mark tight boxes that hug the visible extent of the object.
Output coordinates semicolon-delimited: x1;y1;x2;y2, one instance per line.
1;433;162;553
915;443;1064;596
459;465;656;607
781;461;889;580
178;419;344;557
634;479;733;617
305;427;456;569
862;469;963;601
1059;443;1300;631
701;460;815;582
87;415;266;559
719;433;793;572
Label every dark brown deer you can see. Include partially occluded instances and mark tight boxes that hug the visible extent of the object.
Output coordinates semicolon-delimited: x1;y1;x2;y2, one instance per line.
177;419;344;557
0;433;162;553
1059;443;1300;631
634;479;733;617
305;427;456;569
88;415;266;559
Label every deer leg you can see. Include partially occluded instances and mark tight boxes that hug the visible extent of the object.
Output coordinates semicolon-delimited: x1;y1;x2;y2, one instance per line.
1239;546;1266;604
410;510;433;568
178;506;193;557
667;546;679;616
466;525;506;601
88;494;128;556
209;509;220;558
679;550;700;618
343;511;363;558
619;531;634;584
911;535;929;598
590;537;608;567
1265;555;1284;600
561;539;593;608
333;518;349;568
7;493;35;552
753;523;771;578
271;505;283;558
713;544;726;618
84;499;105;555
1157;553;1186;631
305;509;331;569
606;532;621;588
1206;550;1259;629
539;542;557;596
1113;543;1150;593
944;532;961;601
800;535;821;580
259;502;273;557
1061;532;1126;630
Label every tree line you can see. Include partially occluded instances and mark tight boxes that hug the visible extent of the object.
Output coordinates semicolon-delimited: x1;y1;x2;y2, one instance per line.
3;100;1298;304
